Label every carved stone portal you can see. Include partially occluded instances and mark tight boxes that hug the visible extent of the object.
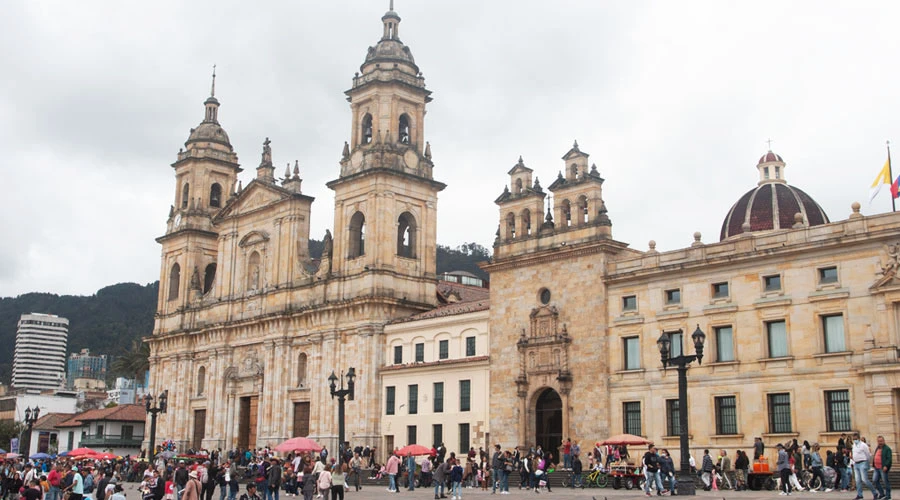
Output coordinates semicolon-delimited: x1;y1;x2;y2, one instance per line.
516;305;573;396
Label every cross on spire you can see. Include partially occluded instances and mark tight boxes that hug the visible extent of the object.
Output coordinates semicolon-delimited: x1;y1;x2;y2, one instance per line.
389;0;394;10
211;64;216;97
766;138;772;151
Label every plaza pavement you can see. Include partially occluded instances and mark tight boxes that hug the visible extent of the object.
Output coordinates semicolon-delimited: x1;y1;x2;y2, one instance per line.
116;481;873;500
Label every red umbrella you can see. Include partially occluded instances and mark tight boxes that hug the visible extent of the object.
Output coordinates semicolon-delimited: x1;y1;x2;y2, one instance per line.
96;452;118;460
274;437;323;453
599;434;653;446
395;444;432;456
69;447;99;456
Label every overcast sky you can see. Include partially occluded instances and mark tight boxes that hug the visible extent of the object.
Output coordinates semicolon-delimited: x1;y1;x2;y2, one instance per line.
1;1;898;297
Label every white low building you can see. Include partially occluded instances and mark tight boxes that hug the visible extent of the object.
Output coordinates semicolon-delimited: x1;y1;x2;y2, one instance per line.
55;404;147;457
381;279;490;458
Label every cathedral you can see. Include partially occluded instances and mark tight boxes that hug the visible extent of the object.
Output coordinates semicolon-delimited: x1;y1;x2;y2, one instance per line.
149;5;900;459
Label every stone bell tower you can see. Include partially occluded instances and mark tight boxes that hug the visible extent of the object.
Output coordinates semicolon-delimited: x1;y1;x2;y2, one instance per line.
156;70;240;316
327;3;445;308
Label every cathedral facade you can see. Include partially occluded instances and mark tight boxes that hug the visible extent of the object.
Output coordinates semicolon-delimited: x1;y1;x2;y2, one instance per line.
148;5;900;459
148;6;442;452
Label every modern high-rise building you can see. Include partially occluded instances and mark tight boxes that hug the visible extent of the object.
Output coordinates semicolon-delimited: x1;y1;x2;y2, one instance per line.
67;348;107;387
12;313;68;391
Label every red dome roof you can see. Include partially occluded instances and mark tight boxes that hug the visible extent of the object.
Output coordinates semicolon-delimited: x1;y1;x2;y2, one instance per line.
758;151;783;164
719;183;829;240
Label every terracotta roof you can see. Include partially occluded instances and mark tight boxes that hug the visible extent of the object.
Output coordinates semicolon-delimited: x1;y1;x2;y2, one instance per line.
392;282;490;323
758;150;784;164
720;183;829;240
33;412;76;430
57;404;146;428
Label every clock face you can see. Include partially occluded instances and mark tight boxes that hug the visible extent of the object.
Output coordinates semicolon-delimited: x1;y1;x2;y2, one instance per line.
174;213;183;227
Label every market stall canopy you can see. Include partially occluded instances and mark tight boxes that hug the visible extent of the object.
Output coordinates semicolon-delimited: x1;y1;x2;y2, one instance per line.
274;436;323;453
599;434;653;446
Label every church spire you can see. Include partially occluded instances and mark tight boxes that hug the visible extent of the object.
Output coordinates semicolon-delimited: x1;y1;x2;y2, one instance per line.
382;0;400;40
203;65;220;124
210;64;216;98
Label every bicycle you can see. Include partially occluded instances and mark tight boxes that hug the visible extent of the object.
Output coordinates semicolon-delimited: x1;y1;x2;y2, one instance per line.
584;468;609;488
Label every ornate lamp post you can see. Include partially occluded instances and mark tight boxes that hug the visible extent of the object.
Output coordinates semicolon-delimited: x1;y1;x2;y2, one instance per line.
657;325;706;496
21;406;40;460
144;390;168;463
328;367;356;464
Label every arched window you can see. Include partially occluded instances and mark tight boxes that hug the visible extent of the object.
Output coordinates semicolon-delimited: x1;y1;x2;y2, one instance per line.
578;195;589;224
515;178;523;194
247;251;261;291
349;212;366;258
197;366;206;396
297;353;308;387
397;212;417;258
361;114;373;145
203;263;217;294
561;199;572;227
209;183;222;208
168;263;181;301
181;183;190;209
570;163;579;179
398;114;411;145
506;212;516;240
522;209;532;236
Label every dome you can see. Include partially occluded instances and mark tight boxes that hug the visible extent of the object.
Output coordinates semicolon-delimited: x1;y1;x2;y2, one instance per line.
719;151;829;240
759;151;783;164
186;121;231;148
363;38;418;71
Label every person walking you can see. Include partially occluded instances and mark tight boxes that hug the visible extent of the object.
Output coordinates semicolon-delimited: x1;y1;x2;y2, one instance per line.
718;449;733;490
315;468;331;500
659;449;677;495
852;433;876;500
432;460;447;500
490;445;502;494
873;436;892;500
385;452;400;493
571;454;582;489
182;471;203;500
776;444;792;496
809;443;828;492
734;450;749;491
642;445;663;496
700;450;714;491
266;459;281;500
328;465;344;500
405;453;416;491
449;459;463;500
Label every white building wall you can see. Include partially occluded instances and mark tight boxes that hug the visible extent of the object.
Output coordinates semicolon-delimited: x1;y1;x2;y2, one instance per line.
12;314;68;391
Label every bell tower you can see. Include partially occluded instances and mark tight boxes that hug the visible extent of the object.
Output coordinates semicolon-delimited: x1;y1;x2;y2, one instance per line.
156;69;241;315
327;4;445;307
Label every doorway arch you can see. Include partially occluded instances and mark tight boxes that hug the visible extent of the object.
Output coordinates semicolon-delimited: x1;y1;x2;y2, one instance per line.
535;388;563;458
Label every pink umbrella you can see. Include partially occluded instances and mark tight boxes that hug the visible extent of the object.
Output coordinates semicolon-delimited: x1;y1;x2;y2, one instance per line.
274;437;323;453
395;444;432;456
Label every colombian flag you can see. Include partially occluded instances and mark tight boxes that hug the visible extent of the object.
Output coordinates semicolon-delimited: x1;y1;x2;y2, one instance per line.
892;175;900;199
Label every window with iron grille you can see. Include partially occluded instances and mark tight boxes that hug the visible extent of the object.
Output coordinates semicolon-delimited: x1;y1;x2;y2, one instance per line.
825;390;851;432
715;396;738;435
460;380;471;412
666;399;681;436
385;386;395;415
623;401;641;435
408;384;418;415
767;393;792;434
433;382;444;413
415;343;424;362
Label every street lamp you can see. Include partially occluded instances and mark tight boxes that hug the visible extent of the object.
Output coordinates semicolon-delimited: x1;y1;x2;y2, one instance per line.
144;390;168;463
328;367;356;464
657;324;706;496
21;406;40;461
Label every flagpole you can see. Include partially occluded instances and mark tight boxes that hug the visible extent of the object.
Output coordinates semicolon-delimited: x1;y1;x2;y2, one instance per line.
890;140;895;212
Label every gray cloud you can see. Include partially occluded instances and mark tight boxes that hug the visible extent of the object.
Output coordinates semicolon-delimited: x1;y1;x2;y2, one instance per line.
1;0;898;296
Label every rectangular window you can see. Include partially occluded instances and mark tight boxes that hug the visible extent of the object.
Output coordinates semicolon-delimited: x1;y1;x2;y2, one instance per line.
407;425;417;446
715;396;738;435
393;345;403;365
432;424;442;447
623;402;641;435
764;274;782;292
465;336;476;357
460;380;471;412
385;386;396;415
414;343;424;362
825;390;851;432
439;340;449;360
823;314;846;353
433;382;444;413
624;337;640;370
665;289;681;305
767;320;789;358
712;282;729;299
668;331;683;358
819;266;838;284
408;384;418;415
715;326;734;362
767;393;792;434
666;399;681;437
458;423;470;455
623;295;637;311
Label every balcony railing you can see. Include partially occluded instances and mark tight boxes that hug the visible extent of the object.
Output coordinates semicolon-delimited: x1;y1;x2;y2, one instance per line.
78;434;143;448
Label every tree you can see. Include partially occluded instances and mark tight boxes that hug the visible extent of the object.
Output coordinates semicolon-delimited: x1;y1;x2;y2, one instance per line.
0;420;23;452
110;339;150;382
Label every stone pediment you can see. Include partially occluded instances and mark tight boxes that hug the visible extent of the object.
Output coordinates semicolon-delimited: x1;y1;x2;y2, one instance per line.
214;180;291;222
239;230;270;248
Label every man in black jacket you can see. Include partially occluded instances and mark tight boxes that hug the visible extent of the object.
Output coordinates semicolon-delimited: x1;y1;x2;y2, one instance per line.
570;455;583;488
174;462;189;500
490;445;503;494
